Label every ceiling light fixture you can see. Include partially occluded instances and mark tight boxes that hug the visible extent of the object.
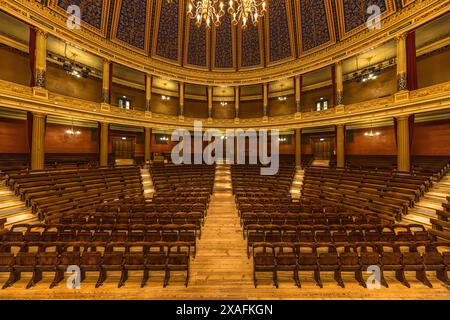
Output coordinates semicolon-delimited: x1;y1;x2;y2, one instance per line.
220;101;228;106
228;0;266;29
161;95;171;101
278;96;287;102
364;121;381;137
187;0;226;29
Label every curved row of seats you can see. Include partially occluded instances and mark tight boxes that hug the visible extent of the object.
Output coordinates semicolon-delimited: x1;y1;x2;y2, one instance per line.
253;242;449;288
0;241;190;289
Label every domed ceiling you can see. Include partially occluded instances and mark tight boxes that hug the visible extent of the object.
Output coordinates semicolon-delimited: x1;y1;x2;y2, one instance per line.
50;0;398;72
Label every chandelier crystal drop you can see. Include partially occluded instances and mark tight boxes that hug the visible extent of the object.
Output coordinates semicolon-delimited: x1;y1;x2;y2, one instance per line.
187;0;226;29
228;0;266;29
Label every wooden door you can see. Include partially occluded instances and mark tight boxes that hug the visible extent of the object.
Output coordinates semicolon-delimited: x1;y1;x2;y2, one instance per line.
311;137;334;160
112;137;134;159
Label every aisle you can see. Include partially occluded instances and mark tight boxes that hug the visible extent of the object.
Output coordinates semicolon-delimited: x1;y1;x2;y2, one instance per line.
189;191;254;296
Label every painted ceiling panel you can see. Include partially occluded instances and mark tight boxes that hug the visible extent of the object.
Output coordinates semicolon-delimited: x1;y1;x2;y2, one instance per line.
267;0;294;63
113;0;150;51
240;23;263;68
51;0;109;35
298;0;334;54
336;0;396;39
214;13;235;69
154;0;181;62
186;19;208;67
47;0;403;70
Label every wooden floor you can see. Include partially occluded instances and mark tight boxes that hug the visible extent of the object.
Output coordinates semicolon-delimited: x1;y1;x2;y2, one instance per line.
0;191;449;300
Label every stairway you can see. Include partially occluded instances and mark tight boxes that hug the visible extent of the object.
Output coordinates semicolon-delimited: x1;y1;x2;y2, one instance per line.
140;167;155;199
290;168;304;200
311;159;330;167
403;173;450;227
0;181;36;227
214;164;232;193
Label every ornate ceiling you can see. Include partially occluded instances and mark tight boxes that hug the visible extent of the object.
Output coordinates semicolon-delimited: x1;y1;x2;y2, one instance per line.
49;0;400;72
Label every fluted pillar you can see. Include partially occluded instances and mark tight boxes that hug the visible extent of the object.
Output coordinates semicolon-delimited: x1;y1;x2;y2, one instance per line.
207;86;213;119
34;29;48;88
335;61;344;106
144;127;152;163
263;83;269;117
396;116;410;172
295;129;302;168
396;33;408;91
336;124;345;168
100;122;109;167
295;75;302;113
179;82;185;117
31;113;46;171
145;74;152;112
102;60;111;104
235;87;240;119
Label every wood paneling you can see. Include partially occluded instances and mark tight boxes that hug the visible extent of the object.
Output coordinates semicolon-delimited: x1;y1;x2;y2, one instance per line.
301;86;333;112
44;123;98;154
0;46;31;86
111;83;146;111
417;49;450;88
150;95;179;116
240;100;263;119
184;99;208;119
212;102;235;119
0;117;29;153
268;95;296;117
343;67;397;105
46;63;103;102
346;126;397;156
412;119;450;155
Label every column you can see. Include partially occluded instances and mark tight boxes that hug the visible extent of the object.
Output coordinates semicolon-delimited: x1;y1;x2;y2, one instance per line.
263;83;269;117
144;127;152;163
102;60;111;104
294;75;302;113
207;86;213;119
336;124;345;168
295;129;302;168
396;116;410;172
31;113;46;171
335;61;344;106
396;33;408;91
34;29;48;89
100;122;109;167
235;87;240;119
179;82;185;117
145;74;152;112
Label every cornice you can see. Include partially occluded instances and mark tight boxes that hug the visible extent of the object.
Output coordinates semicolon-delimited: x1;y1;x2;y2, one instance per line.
0;79;449;131
0;0;448;86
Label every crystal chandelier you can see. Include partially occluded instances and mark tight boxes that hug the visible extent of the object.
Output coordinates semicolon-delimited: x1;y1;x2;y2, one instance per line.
228;0;266;29
187;0;226;28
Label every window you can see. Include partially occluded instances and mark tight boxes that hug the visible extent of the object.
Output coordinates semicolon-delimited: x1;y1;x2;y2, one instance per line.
118;96;131;109
316;99;328;111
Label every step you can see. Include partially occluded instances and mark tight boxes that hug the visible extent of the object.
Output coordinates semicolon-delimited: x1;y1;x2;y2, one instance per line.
422;196;447;204
408;207;438;219
402;214;432;228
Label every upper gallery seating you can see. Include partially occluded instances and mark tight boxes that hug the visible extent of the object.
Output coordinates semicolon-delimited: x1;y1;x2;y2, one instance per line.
431;196;450;241
343;155;450;180
302;167;431;221
3;166;142;220
0;154;98;178
231;163;449;288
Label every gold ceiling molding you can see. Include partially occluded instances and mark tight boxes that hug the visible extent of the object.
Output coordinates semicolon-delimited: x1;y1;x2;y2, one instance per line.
0;0;448;86
0;79;450;132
